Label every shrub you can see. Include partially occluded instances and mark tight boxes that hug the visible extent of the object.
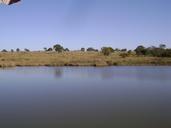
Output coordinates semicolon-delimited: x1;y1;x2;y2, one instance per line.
47;48;53;51
101;47;114;56
87;47;98;52
24;49;30;52
1;49;8;52
134;44;171;57
64;48;70;52
128;50;132;54
120;53;129;58
81;48;85;52
121;49;127;52
53;44;64;53
135;45;147;55
16;48;20;52
44;47;47;51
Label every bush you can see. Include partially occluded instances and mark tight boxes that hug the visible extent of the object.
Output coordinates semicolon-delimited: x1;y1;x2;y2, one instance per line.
87;47;98;52
101;47;114;56
64;48;70;52
120;53;129;58
1;49;8;52
16;48;20;52
81;48;85;52
53;44;64;53
121;49;127;52
134;44;171;57
24;49;30;52
128;50;132;54
44;47;47;51
135;45;147;55
47;48;53;51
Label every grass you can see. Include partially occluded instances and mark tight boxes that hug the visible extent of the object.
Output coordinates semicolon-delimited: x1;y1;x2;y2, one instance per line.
0;51;171;68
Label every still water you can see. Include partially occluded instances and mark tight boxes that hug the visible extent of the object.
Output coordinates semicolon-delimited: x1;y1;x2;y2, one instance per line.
0;67;171;128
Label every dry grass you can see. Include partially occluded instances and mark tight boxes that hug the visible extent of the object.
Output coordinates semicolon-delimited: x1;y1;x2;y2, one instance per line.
0;51;171;68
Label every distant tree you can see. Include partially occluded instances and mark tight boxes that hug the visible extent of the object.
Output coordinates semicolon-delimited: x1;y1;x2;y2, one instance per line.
16;48;20;52
11;49;14;52
121;49;127;52
53;44;64;53
47;48;53;51
64;48;70;52
87;47;98;52
134;44;171;57
101;47;114;56
159;44;166;49
44;47;47;51
24;48;30;52
81;48;85;52
114;48;120;52
128;50;132;54
1;49;8;52
135;45;147;55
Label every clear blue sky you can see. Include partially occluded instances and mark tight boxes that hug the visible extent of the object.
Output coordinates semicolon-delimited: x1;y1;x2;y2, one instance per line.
0;0;171;50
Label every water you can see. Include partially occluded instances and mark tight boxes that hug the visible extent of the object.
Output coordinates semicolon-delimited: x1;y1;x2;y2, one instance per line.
0;66;171;128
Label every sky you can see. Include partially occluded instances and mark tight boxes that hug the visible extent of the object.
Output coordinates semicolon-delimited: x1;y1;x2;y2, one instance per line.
0;0;171;50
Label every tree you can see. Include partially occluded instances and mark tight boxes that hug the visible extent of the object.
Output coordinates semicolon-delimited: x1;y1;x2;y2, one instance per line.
44;47;47;51
11;49;14;52
64;48;70;52
121;49;127;52
1;49;7;52
134;44;171;57
47;48;53;51
135;45;147;55
53;44;64;53
16;48;20;52
159;44;166;49
128;50;132;54
87;47;98;52
24;48;30;52
114;48;120;52
81;48;85;52
101;47;114;56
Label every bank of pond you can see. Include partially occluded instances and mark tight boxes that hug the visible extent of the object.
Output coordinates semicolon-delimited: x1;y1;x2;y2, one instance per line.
0;51;171;68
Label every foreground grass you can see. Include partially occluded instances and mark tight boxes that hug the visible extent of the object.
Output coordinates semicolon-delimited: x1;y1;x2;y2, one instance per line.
0;51;171;68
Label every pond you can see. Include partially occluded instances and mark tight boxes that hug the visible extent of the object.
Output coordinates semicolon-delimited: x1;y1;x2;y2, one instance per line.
0;67;171;128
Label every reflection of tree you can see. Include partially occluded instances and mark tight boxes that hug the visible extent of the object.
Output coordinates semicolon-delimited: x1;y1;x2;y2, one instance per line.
54;68;63;78
100;69;115;79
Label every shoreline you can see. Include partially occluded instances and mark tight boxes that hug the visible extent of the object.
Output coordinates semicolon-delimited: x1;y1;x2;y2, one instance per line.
0;51;171;68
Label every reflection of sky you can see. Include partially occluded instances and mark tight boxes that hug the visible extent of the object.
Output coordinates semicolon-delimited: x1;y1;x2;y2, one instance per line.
0;67;171;127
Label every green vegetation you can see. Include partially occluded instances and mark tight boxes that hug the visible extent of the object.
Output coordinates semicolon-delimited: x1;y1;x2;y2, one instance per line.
135;44;171;57
16;48;20;52
87;47;98;52
0;44;171;68
24;48;30;52
101;47;114;56
53;44;64;53
81;48;85;52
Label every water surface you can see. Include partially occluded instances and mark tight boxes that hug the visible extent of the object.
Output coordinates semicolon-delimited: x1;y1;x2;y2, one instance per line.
0;67;171;128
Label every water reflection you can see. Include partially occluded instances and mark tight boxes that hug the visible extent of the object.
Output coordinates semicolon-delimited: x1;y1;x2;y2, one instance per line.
54;68;63;78
0;67;171;128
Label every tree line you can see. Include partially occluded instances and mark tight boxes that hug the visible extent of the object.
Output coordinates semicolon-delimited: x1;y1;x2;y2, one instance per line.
1;44;171;57
135;44;171;57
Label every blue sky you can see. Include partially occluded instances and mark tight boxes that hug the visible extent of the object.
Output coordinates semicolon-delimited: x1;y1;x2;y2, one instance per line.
0;0;171;50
